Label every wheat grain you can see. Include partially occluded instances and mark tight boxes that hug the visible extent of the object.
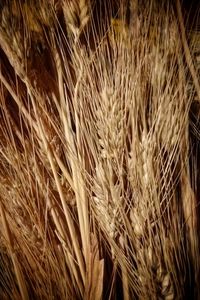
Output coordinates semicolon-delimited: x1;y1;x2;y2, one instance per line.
62;0;90;42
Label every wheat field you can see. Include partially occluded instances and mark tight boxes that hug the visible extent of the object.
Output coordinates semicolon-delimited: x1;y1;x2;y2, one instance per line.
0;0;200;299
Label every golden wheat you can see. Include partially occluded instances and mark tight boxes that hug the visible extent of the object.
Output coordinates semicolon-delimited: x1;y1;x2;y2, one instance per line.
0;0;199;299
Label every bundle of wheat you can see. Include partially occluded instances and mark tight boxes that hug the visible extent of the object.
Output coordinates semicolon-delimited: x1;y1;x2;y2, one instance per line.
0;0;199;299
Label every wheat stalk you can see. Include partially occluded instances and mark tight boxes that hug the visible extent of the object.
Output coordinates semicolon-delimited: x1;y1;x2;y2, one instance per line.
0;0;199;299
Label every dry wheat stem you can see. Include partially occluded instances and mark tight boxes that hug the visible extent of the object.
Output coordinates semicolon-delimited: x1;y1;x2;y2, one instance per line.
54;46;90;259
34;106;86;284
0;72;37;132
0;203;29;300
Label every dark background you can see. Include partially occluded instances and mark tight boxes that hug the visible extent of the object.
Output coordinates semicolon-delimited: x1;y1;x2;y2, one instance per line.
182;0;200;28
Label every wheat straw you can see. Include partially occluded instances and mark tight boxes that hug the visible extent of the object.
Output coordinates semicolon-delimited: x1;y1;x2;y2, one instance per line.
0;0;199;299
